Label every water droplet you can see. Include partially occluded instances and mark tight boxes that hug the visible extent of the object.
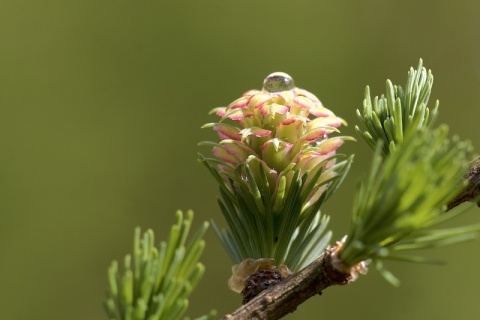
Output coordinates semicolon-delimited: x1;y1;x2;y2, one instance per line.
262;72;295;92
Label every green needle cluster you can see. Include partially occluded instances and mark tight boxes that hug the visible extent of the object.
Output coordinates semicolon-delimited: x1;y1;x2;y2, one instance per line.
340;60;479;285
356;59;438;157
201;153;352;271
104;210;216;320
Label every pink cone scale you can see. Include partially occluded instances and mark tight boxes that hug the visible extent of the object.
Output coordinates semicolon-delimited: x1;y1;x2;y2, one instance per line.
208;72;347;204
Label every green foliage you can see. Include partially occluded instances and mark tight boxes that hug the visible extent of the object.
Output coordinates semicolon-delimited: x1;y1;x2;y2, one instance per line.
340;127;477;271
356;59;438;157
104;210;216;320
340;60;479;285
200;153;353;271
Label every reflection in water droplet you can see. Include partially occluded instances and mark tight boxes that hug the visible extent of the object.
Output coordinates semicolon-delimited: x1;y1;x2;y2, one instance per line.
262;72;295;92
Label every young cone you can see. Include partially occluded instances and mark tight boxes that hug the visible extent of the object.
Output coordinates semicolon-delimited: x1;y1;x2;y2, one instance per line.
200;72;353;300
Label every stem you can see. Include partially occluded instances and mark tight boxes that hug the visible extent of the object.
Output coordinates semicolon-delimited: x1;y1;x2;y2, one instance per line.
222;247;351;320
448;156;480;210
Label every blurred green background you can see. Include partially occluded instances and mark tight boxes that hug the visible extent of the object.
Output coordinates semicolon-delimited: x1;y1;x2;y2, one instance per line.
1;1;480;319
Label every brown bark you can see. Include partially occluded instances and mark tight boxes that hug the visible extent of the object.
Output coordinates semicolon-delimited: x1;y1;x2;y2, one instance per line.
448;156;480;210
222;247;351;320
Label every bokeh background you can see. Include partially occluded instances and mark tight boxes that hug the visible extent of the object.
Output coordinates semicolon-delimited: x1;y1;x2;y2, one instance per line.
1;1;480;319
